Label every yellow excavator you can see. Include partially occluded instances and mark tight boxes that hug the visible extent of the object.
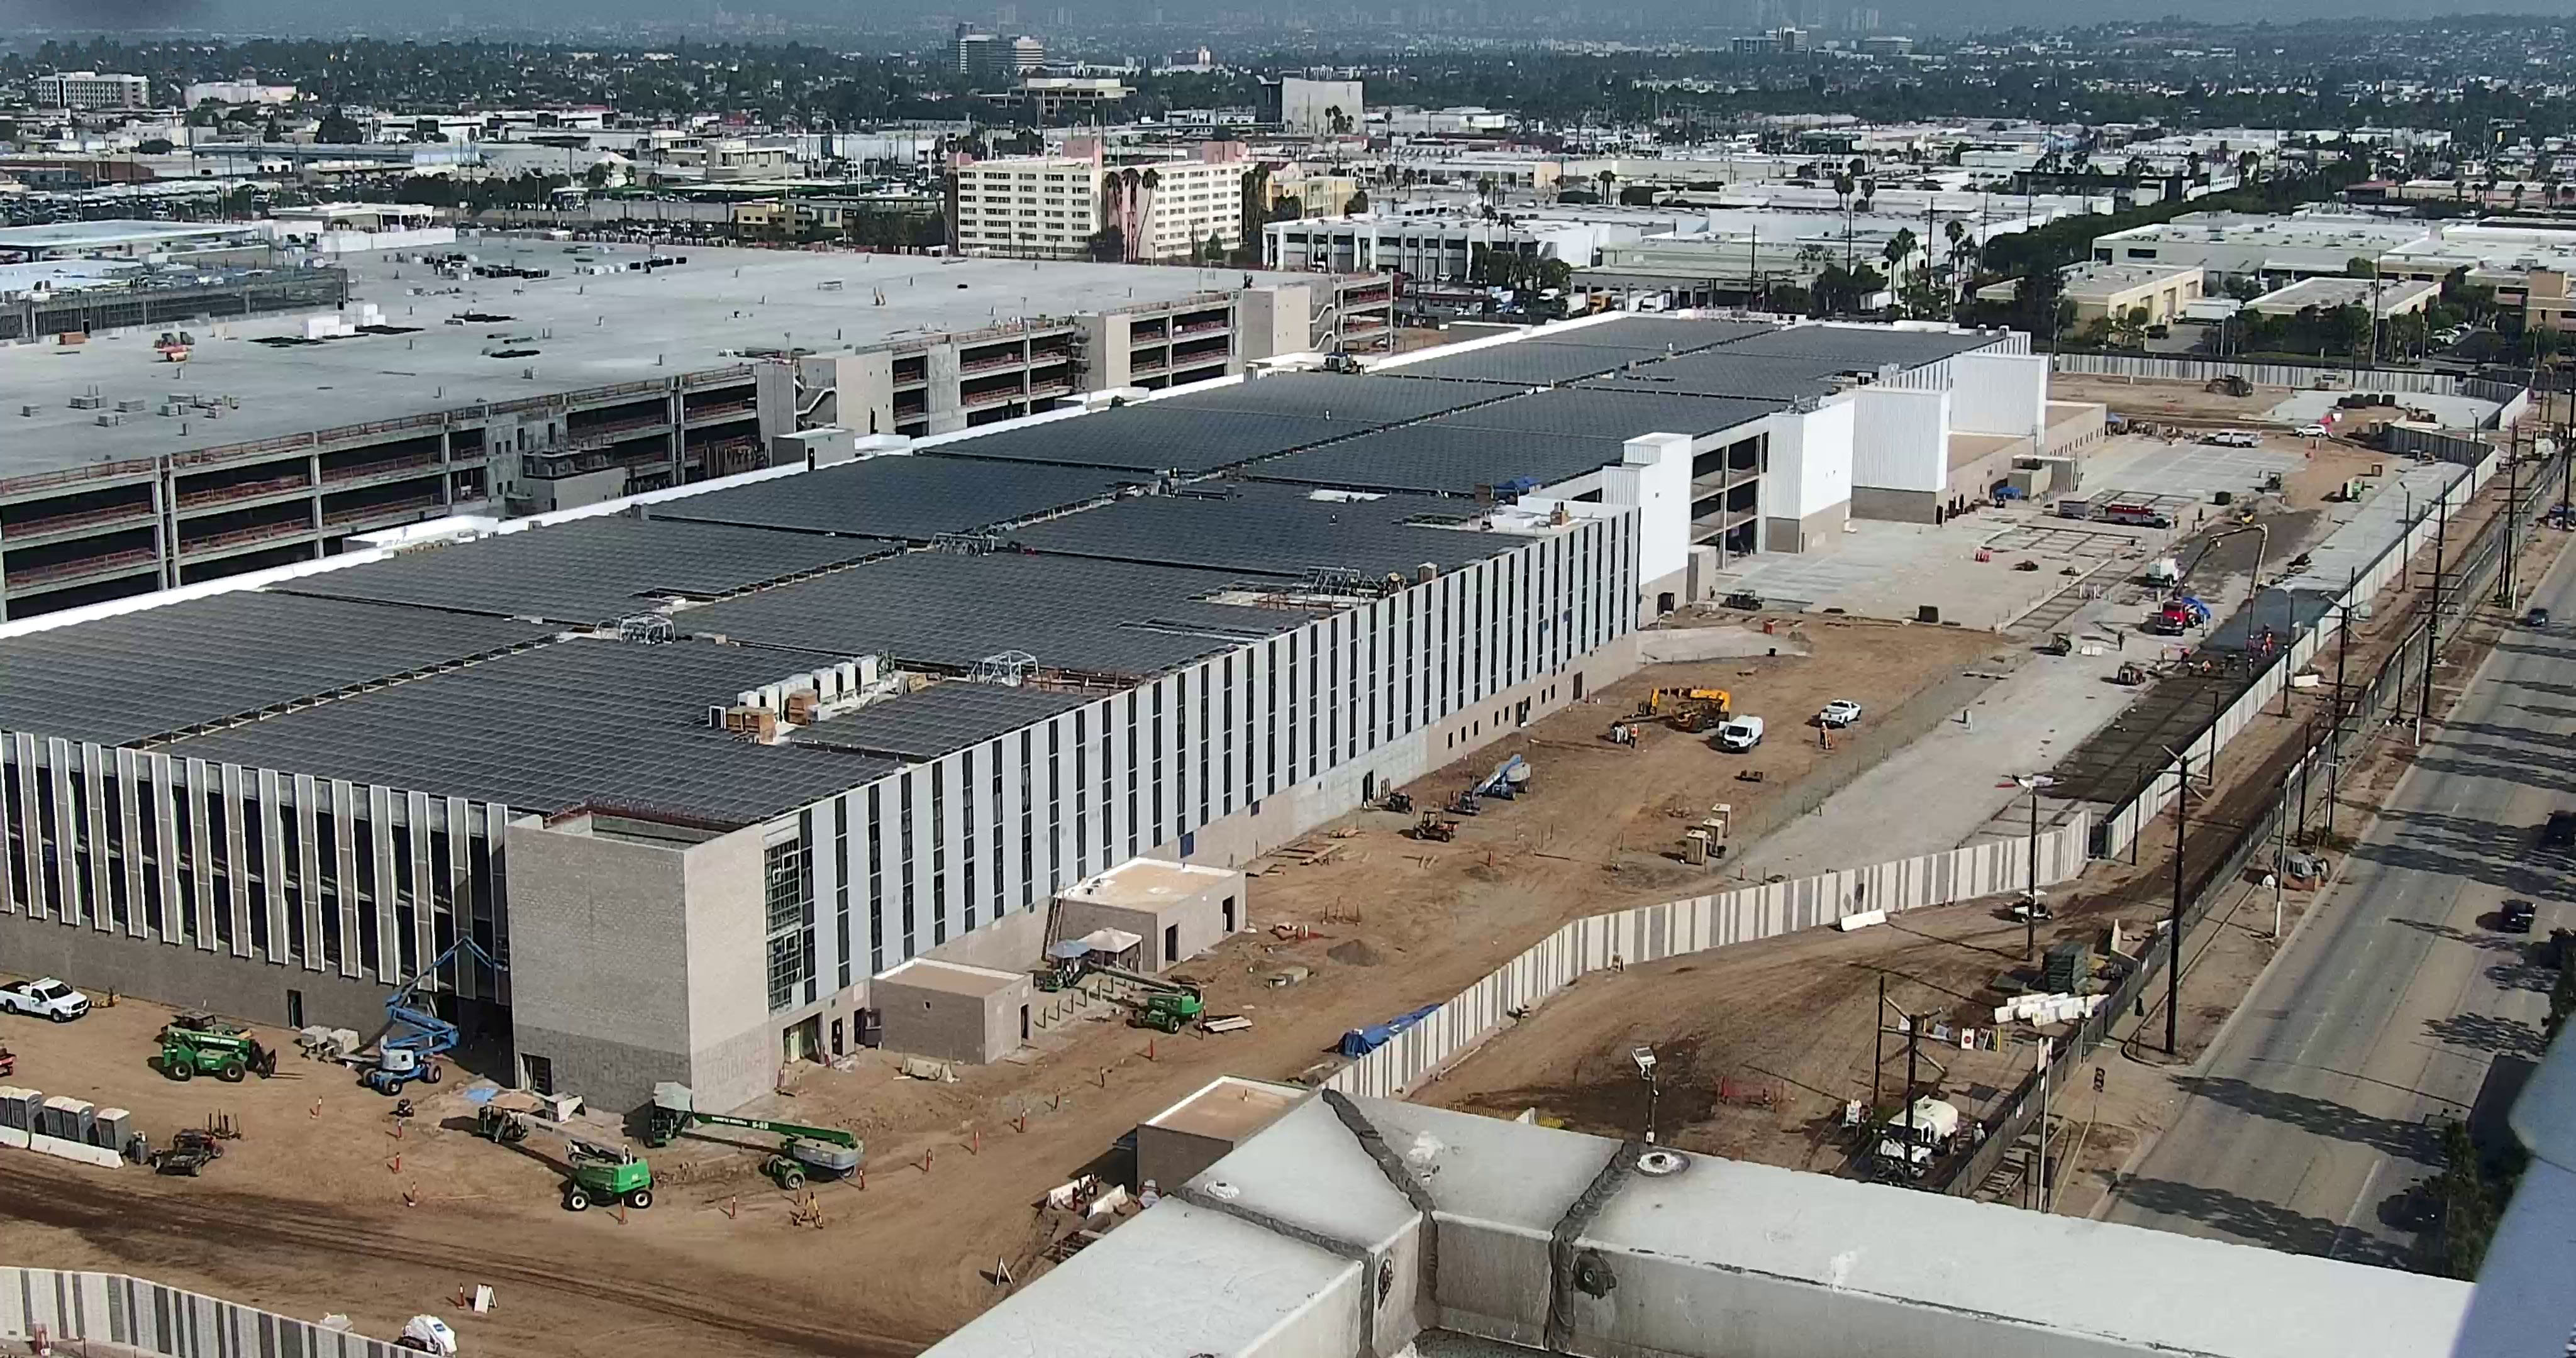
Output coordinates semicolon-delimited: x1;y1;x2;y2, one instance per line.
1641;687;1733;732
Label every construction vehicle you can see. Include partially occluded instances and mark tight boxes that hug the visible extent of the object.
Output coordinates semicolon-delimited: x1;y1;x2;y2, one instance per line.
1379;790;1413;814
1040;958;1209;1032
1638;687;1730;720
1411;814;1458;842
2205;374;2253;397
644;1084;863;1190
474;1098;656;1212
153;331;194;362
2145;595;2212;635
1666;693;1732;732
159;1025;279;1083
2112;661;2150;686
152;1128;225;1177
2041;633;2073;656
394;1317;460;1355
1470;754;1533;800
1135;988;1208;1033
360;936;506;1096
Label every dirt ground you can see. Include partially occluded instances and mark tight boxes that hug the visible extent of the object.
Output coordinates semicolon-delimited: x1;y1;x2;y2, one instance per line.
0;617;1996;1357
1414;439;2572;1206
2050;374;2296;422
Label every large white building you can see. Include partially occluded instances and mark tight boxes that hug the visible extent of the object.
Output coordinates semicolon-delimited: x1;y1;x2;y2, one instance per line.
30;72;151;111
0;314;2077;1115
1261;76;1365;137
182;80;297;108
953;138;1247;263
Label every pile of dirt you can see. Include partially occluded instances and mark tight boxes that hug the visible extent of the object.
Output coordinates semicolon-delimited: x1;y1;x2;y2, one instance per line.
1328;940;1385;967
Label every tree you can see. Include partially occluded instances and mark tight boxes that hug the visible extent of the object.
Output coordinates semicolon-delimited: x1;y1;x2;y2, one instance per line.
136;138;173;155
1882;227;1917;281
1323;105;1352;137
1343;189;1368;214
1596;168;1616;201
1088;227;1126;263
1831;172;1853;213
316;105;362;144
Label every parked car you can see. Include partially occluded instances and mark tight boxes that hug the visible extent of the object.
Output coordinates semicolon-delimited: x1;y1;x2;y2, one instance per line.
0;977;91;1022
1818;699;1864;729
2544;810;2576;849
2501;900;2538;935
2527;606;2551;628
1716;715;1767;751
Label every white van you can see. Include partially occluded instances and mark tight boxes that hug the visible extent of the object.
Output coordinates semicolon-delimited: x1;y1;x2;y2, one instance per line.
1716;715;1766;751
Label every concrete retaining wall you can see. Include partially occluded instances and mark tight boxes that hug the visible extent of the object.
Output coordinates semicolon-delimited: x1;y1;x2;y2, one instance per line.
1325;817;2091;1100
2048;352;2501;400
1;1268;407;1358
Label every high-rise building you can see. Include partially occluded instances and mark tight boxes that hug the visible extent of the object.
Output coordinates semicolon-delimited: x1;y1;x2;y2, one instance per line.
950;138;1247;263
957;25;1004;80
1009;36;1048;74
30;71;150;111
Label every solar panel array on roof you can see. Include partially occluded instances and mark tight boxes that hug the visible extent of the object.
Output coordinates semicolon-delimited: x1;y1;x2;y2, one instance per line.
925;405;1360;473
1009;482;1516;577
1250;423;1632;496
1713;325;2006;367
277;516;900;624
1143;372;1513;425
1578;351;1860;402
0;592;555;746
678;551;1304;677
1522;317;1781;351
1376;342;1672;389
792;680;1092;760
1439;388;1782;441
653;455;1134;539
165;638;894;824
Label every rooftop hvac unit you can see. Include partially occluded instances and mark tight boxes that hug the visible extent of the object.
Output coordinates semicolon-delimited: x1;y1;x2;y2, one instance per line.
115;398;147;413
159;404;185;417
94;412;124;427
68;394;104;410
16;406;33;417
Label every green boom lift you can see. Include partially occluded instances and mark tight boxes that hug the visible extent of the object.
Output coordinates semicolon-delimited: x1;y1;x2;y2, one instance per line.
158;1024;279;1083
645;1083;864;1190
474;1095;657;1212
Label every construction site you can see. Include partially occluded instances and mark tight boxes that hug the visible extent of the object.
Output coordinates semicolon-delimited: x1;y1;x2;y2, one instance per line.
0;330;2555;1357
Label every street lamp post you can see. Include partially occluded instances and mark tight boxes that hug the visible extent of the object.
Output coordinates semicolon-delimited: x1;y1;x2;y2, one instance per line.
2157;743;2191;1057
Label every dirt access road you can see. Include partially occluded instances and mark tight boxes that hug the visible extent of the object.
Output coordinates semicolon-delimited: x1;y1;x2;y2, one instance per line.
0;619;1994;1356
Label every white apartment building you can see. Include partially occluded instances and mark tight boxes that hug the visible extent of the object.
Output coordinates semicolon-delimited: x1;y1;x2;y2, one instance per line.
31;72;151;111
953;139;1245;263
182;80;297;107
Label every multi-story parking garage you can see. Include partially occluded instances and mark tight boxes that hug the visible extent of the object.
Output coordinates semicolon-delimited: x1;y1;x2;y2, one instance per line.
0;312;2075;1111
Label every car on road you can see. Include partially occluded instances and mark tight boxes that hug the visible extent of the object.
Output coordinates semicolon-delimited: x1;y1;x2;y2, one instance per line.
2501;900;2538;934
0;977;91;1022
2527;606;2551;628
1818;699;1863;729
2545;811;2576;849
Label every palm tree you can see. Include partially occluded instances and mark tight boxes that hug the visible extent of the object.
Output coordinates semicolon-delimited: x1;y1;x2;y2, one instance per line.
1831;172;1853;213
1944;218;1970;307
1857;176;1876;213
1596;168;1616;201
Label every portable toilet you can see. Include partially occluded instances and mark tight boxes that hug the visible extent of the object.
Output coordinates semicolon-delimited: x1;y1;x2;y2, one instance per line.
91;1108;133;1152
0;1086;36;1132
40;1095;95;1144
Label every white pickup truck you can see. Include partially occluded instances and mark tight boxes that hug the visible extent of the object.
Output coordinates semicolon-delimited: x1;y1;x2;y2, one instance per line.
0;977;91;1022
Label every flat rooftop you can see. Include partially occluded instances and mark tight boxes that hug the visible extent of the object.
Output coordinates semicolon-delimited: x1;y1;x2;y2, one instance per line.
2247;275;2440;316
1143;1076;1309;1141
0;219;253;255
0;238;1314;476
877;958;1027;998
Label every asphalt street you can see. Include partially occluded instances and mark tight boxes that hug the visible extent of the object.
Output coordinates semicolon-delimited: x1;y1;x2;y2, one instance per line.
2101;539;2572;1266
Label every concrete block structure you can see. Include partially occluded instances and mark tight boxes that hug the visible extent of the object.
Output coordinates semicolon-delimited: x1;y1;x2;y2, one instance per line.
1135;1075;1306;1193
873;959;1033;1065
1053;859;1245;973
0;311;2085;1115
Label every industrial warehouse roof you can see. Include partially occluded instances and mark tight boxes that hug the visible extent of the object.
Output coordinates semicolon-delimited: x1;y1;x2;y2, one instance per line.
651;455;1134;540
277;516;902;624
1436;387;1783;441
1578;350;1865;402
792;681;1094;761
675;551;1306;678
1008;482;1514;578
923;406;1363;474
0;592;555;747
1712;323;2007;367
1379;341;1679;387
164;637;899;824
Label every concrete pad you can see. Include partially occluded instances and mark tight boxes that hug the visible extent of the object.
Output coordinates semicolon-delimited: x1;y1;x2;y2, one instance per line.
2264;388;2499;430
2080;438;2300;502
1717;513;2159;631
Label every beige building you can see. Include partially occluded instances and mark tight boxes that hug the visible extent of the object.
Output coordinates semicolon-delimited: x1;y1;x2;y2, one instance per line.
872;959;1033;1065
2053;262;2204;325
951;138;1247;262
1052;859;1245;974
2527;269;2576;333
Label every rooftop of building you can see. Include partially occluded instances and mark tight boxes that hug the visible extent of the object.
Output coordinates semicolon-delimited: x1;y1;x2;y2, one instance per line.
923;1093;2475;1358
0;218;245;256
875;958;1030;998
2055;260;2208;296
0;236;1311;478
2247;274;2440;314
0;311;2005;825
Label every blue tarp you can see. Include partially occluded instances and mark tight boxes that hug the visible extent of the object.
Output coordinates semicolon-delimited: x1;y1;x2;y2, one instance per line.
1340;1002;1443;1058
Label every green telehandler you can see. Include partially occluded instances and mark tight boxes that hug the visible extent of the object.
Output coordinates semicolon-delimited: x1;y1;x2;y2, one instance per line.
158;1025;279;1083
645;1083;863;1190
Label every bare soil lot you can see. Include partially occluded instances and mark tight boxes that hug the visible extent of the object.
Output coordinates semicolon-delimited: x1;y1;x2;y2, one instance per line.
0;619;1994;1356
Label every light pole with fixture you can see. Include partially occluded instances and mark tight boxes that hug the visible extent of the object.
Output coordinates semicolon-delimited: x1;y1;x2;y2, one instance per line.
2012;773;2058;961
1633;1046;1661;1145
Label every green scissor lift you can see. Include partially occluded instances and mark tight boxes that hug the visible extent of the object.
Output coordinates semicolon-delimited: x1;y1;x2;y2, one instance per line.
474;1095;657;1212
647;1083;863;1190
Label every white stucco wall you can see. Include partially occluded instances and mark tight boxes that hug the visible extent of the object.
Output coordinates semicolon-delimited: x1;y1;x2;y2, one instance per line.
1848;385;1951;492
1948;350;2048;438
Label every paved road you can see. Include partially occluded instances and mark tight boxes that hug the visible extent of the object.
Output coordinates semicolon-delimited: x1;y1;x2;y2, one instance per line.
2102;540;2570;1266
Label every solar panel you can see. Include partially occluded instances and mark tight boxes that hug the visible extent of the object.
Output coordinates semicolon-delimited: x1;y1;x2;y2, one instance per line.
164;638;899;825
1250;424;1633;496
1437;388;1782;441
654;455;1136;539
1577;351;1860;402
925;406;1362;473
1524;317;1782;351
1378;343;1668;387
677;551;1307;678
1143;372;1513;425
1010;482;1519;577
279;516;899;624
0;592;553;746
1711;325;2007;367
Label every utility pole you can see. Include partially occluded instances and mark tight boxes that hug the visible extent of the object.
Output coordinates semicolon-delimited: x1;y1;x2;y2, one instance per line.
2421;483;2447;737
2504;426;2520;608
1871;975;1885;1115
2014;773;2057;960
